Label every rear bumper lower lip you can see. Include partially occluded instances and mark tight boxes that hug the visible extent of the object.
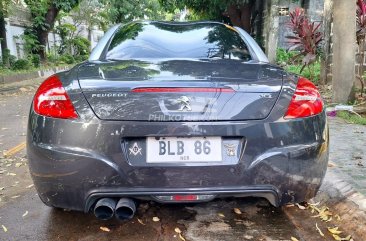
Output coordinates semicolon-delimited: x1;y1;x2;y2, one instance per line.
84;186;280;212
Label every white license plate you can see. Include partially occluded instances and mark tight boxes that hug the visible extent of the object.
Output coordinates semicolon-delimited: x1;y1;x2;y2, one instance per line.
146;137;222;163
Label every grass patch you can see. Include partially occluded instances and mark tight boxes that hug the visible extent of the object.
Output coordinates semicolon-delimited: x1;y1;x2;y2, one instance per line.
276;48;321;84
285;61;321;84
0;63;70;77
337;111;366;125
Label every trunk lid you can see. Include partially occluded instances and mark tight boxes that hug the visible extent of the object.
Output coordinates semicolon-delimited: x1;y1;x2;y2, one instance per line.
78;59;283;121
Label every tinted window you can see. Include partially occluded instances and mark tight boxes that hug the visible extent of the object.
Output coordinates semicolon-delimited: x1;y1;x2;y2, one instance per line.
106;22;252;61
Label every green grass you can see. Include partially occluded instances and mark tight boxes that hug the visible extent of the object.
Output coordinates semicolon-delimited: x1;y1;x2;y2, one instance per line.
276;48;321;84
285;61;321;84
0;63;70;77
337;111;366;125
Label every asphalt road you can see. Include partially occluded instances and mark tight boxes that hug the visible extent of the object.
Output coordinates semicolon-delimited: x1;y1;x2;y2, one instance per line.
0;82;357;241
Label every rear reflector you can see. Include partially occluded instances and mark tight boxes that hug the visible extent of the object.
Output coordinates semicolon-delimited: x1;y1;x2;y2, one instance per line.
154;194;215;202
284;77;323;119
131;87;234;93
33;75;78;119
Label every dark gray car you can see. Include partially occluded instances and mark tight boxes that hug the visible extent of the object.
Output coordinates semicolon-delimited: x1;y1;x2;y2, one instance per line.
27;21;328;221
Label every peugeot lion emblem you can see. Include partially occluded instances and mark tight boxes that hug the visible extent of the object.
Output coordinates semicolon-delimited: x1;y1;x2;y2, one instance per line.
177;96;192;111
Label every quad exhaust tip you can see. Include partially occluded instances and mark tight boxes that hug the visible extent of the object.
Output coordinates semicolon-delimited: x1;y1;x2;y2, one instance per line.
93;197;136;221
94;198;117;220
115;198;136;221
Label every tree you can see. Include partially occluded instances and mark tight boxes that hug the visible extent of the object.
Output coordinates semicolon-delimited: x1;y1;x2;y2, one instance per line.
0;0;11;67
71;0;108;44
332;0;356;103
101;0;168;24
159;0;256;32
24;0;80;62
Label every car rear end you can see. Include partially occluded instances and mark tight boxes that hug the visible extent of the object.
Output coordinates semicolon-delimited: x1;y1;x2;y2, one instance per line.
27;21;328;215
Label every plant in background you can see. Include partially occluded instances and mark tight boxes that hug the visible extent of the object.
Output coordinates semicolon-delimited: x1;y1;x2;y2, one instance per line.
286;8;323;80
356;0;366;96
70;36;91;57
11;59;32;70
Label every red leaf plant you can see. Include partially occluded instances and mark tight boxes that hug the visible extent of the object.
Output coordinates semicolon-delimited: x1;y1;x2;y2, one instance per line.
286;8;323;76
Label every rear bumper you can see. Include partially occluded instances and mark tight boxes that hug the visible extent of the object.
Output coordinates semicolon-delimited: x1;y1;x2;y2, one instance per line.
27;110;329;212
84;186;280;212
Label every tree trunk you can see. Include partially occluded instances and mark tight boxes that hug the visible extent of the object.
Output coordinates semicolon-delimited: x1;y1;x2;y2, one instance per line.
0;0;9;67
332;0;356;103
265;0;279;63
88;27;92;50
320;0;333;85
35;4;60;62
226;2;254;33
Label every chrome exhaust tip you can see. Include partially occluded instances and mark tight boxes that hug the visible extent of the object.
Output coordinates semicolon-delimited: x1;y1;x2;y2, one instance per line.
115;198;136;220
94;198;117;220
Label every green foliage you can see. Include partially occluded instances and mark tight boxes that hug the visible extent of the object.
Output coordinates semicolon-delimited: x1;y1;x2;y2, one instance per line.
70;36;90;56
24;0;80;60
276;48;320;83
159;0;251;21
276;48;298;64
11;59;32;70
102;0;168;24
337;111;366;125
59;54;75;64
285;61;321;84
30;54;41;68
55;23;77;54
22;27;42;55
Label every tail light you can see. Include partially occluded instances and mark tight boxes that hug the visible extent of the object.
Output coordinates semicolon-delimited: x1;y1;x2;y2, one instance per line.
33;75;78;119
284;77;323;119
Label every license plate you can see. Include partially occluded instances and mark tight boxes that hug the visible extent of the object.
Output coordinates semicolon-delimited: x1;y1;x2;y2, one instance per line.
146;137;222;163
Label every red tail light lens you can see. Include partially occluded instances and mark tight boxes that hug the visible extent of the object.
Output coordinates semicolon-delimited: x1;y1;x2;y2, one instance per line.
33;75;78;119
284;77;323;119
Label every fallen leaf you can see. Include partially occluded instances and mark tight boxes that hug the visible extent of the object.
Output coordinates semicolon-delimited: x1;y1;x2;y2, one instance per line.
11;195;20;199
26;184;34;189
7;173;16;176
217;213;225;218
335;214;341;221
286;204;295;207
328;227;342;235
342;235;352;241
316;223;324;237
137;218;145;225
175;227;182;233
22;211;28;217
291;237;299;241
309;201;320;206
0;187;4;191
15;163;23;168
296;203;306;210
1;225;7;232
152;217;160;222
233;208;242;215
333;234;342;241
100;226;110;232
179;233;186;241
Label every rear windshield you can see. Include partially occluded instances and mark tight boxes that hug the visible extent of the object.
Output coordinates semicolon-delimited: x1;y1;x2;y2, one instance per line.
106;22;252;61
